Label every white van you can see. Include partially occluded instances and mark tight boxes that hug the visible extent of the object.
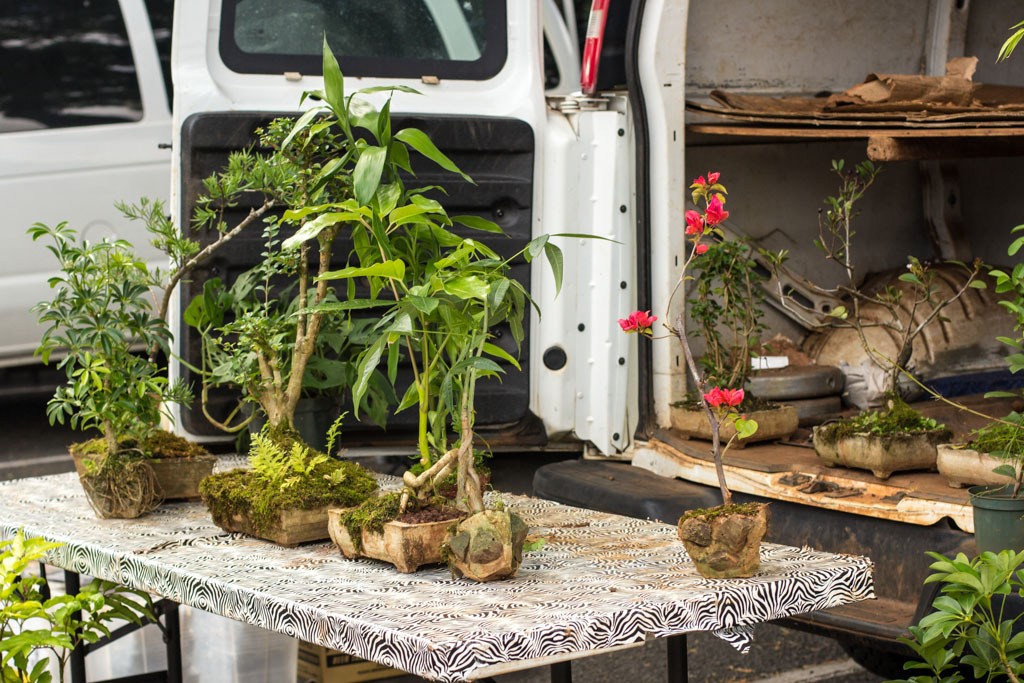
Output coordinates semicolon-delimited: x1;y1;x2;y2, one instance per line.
0;0;172;368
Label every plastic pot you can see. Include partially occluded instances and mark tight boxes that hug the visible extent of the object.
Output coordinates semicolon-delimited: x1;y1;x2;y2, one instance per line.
969;484;1024;553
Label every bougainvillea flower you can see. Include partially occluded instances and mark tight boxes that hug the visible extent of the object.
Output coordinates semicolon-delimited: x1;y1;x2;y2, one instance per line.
692;175;707;188
685;210;704;235
706;171;721;185
694;243;709;255
705;195;729;226
618;310;658;334
704;387;744;407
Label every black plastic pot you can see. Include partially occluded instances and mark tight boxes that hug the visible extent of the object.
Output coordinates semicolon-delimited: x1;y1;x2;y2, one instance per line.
969;484;1024;553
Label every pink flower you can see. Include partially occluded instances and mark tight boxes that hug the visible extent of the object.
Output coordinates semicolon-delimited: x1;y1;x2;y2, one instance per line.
685;210;704;235
694;243;709;255
707;171;721;185
618;310;658;334
704;387;744;408
705;195;729;226
692;175;707;188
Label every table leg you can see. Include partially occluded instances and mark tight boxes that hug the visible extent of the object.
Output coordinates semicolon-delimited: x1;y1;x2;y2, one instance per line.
160;601;182;683
667;634;687;683
65;570;87;683
550;660;572;683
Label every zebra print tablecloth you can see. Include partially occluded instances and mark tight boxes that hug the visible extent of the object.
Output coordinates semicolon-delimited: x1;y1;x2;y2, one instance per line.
0;470;874;682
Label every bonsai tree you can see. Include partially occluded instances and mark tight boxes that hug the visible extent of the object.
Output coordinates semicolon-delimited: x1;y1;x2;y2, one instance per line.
766;159;985;407
30;198;241;516
620;172;766;578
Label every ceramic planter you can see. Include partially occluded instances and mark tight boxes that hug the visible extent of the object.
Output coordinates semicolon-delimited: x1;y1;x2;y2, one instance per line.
937;445;1015;489
71;451;216;500
678;503;769;579
812;427;950;479
327;508;458;573
670;404;799;446
210;505;332;546
969;484;1024;553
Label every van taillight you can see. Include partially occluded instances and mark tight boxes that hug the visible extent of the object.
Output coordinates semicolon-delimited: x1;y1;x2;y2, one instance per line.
580;0;609;95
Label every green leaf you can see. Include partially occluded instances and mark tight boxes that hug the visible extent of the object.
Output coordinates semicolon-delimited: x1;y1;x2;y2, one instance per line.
352;336;387;418
526;234;549;262
281;106;323;150
482;342;521;370
282;211;362;249
394;128;471;181
734;417;759;440
309;299;390;313
899;272;923;286
353;146;388;206
406;295;439;314
319;260;406;281
992;464;1017;478
395;382;419;413
322;37;345;112
452;214;503;233
969;279;987;289
543;241;564;295
444;275;489;300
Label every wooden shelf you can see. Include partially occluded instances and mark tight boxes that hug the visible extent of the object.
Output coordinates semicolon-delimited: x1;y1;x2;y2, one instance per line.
686;123;1024;161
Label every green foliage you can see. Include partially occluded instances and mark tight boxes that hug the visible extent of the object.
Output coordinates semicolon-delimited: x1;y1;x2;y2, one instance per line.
199;429;377;534
1;530;154;682
688;238;765;388
998;20;1024;62
888;550;1024;683
989;225;1024;379
965;412;1024;497
337;492;403;552
816;397;947;445
29;217;193;452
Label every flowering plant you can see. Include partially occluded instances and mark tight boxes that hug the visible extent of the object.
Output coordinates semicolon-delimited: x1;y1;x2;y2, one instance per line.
619;172;756;506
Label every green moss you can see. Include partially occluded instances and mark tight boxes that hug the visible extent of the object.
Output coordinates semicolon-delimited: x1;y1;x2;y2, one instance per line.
968;412;1024;457
199;458;377;535
815;398;946;446
679;502;764;523
336;492;403;552
70;431;210;460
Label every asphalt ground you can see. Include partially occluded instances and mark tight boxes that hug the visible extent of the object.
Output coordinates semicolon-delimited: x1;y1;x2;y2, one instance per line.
0;390;886;683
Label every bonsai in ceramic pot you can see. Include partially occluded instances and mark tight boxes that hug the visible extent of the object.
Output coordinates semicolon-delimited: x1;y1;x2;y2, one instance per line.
765;160;983;478
621;172;768;579
669;215;797;444
29;201;235;517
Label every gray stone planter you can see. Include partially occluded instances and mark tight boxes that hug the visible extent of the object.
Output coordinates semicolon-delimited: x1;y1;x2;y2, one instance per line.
936;444;1015;489
812;427;950;479
670;404;799;446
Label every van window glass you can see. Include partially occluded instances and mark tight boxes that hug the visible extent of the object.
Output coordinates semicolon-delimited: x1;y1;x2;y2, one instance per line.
144;0;174;105
220;0;506;80
0;0;143;134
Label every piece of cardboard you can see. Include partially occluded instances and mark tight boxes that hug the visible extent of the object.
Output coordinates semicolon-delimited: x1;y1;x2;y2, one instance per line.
296;641;404;683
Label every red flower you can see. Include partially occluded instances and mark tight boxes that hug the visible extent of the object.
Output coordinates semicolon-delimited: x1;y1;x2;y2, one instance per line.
707;171;721;185
704;387;744;408
685;210;704;235
618;310;657;334
692;175;707;188
705;195;729;226
694;243;709;255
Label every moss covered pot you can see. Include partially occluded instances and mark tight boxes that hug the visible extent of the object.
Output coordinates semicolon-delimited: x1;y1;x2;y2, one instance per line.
678;503;769;579
813;426;950;479
444;509;528;582
328;494;463;573
71;431;215;501
199;459;376;546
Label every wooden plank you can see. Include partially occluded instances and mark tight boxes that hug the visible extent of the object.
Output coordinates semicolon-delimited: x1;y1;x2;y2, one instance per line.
688;123;1024;138
868;135;1024;160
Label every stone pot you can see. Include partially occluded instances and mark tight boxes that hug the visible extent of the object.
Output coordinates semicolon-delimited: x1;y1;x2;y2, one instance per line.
678;503;769;579
211;504;333;546
812;427;950;479
969;484;1024;553
327;508;459;573
937;445;1016;489
670;404;799;446
444;509;528;582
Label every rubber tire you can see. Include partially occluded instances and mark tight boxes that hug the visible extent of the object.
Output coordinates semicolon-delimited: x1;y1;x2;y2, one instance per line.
837;638;911;680
746;365;844;400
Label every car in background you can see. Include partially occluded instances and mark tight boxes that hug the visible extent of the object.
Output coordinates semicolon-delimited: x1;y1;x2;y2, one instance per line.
0;0;172;382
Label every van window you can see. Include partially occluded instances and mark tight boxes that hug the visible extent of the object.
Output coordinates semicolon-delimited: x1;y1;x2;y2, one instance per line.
0;0;143;134
144;0;174;105
219;0;507;80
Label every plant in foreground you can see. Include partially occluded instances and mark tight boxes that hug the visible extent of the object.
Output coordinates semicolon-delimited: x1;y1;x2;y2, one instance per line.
1;530;154;683
888;550;1024;683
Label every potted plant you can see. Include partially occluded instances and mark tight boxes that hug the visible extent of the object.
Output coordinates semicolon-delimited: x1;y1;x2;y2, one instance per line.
620;172;768;579
670;230;798;444
889;549;1024;683
29;199;236;517
199;416;378;546
1;529;155;682
766;160;983;479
